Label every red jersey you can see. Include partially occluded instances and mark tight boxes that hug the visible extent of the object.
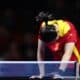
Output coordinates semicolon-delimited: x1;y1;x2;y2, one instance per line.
38;20;80;62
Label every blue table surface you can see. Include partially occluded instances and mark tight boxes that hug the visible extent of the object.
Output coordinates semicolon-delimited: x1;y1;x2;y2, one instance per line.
0;62;76;77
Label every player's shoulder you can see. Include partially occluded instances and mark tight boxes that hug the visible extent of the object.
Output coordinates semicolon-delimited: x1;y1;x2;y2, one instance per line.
40;21;45;28
40;20;56;28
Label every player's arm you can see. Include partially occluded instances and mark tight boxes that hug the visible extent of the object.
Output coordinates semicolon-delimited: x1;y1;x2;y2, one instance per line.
30;39;45;79
59;42;75;71
54;42;75;79
37;38;45;76
37;39;45;60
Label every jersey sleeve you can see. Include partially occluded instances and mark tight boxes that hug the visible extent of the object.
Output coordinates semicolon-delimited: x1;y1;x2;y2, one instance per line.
38;34;42;40
38;21;45;40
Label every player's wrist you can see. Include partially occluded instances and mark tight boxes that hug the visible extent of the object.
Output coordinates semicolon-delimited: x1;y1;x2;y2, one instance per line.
40;73;44;76
39;70;45;76
57;68;64;76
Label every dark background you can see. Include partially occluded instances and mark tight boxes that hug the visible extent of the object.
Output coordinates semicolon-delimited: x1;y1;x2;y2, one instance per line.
0;0;80;61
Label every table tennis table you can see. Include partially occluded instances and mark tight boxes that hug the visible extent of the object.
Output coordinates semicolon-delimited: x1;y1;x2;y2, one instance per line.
0;61;79;80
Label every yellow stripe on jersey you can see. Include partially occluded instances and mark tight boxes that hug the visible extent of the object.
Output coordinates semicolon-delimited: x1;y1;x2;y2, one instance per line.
41;20;70;37
56;20;70;37
73;46;80;63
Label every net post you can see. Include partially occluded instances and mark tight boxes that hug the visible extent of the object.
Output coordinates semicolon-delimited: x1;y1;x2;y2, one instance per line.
75;62;79;80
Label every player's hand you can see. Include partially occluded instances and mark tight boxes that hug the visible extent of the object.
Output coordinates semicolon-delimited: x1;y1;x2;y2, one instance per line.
29;74;44;79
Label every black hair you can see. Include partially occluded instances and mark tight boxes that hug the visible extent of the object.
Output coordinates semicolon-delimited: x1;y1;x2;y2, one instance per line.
36;11;55;23
36;11;57;43
40;25;57;43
